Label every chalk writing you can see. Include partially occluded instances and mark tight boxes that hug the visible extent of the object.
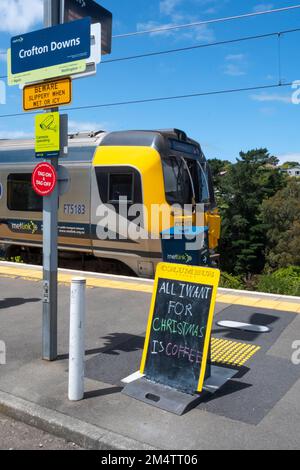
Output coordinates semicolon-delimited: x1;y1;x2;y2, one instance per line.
143;276;214;393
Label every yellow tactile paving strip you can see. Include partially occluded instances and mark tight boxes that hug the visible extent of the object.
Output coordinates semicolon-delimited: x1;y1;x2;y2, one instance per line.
0;264;299;313
211;337;261;367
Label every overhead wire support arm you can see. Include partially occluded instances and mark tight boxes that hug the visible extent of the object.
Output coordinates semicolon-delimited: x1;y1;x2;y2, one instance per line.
277;33;283;86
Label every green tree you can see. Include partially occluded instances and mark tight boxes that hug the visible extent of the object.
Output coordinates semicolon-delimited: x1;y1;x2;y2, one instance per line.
281;161;299;169
207;158;231;207
218;149;286;276
208;158;231;185
261;179;300;269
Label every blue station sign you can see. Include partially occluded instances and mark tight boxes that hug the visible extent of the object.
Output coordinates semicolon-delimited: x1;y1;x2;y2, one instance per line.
11;17;91;75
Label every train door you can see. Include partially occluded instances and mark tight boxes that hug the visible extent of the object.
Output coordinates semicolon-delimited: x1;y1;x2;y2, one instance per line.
91;165;154;276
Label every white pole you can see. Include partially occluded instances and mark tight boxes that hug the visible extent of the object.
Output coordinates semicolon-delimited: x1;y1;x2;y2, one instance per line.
68;278;86;401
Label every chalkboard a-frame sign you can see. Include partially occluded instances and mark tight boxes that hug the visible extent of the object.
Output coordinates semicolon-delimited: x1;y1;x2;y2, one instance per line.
140;263;220;394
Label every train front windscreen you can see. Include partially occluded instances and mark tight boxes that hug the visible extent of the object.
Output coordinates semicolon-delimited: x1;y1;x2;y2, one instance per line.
162;155;215;207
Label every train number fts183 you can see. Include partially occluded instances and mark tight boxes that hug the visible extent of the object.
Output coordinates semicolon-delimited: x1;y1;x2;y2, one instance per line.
64;204;86;216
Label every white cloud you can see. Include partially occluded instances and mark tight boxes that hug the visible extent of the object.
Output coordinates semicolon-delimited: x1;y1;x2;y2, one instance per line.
137;19;215;42
189;23;215;42
160;0;182;15
0;52;7;63
224;64;246;76
0;0;43;34
139;0;216;42
253;3;274;13
0;130;33;139
225;54;245;62
0;121;108;140
160;0;220;15
137;21;178;38
224;53;247;76
251;93;292;104
68;120;108;133
277;153;300;164
259;107;276;116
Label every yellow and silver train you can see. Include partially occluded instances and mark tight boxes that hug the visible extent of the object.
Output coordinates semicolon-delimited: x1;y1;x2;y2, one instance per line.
0;129;220;277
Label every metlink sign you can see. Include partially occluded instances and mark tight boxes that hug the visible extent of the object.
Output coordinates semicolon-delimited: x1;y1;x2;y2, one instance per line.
11;17;91;74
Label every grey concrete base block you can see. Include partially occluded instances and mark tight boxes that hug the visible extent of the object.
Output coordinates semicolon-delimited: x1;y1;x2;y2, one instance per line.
123;378;204;416
123;366;238;415
203;366;238;394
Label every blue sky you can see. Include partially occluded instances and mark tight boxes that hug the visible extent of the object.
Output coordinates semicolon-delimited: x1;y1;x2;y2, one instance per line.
0;0;300;163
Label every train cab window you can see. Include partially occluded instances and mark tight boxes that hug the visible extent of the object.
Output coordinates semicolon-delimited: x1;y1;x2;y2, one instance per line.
162;156;197;206
108;174;134;203
198;163;210;204
197;162;216;206
95;167;143;212
207;165;216;207
7;174;42;212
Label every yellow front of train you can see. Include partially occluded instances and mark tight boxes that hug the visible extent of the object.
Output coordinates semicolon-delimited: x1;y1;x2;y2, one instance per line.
93;130;221;268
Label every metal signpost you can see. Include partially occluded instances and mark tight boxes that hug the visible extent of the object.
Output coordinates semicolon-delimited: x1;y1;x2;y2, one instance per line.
41;0;109;361
41;0;72;361
42;0;60;361
7;0;111;361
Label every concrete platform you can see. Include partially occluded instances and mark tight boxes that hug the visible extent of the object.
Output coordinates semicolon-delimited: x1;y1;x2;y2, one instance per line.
0;261;299;450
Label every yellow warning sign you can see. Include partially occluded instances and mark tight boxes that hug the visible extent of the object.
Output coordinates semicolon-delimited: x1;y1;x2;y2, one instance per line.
35;112;60;158
23;78;72;112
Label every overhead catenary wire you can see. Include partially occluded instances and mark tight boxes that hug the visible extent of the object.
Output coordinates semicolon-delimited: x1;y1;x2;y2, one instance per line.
0;3;297;50
0;6;297;119
112;4;300;38
0;3;299;57
0;26;299;80
0;82;293;120
0;5;299;75
103;28;300;64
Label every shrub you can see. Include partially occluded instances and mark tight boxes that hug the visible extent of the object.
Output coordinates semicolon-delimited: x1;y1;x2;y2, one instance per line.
257;266;300;296
220;272;244;290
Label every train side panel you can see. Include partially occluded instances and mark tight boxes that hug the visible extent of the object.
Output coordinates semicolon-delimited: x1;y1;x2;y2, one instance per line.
0;157;93;258
57;161;92;254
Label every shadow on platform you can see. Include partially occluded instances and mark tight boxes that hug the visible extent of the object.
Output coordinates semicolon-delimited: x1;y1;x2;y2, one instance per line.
0;297;41;310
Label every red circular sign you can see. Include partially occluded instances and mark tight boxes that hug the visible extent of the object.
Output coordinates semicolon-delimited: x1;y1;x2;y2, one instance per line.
32;162;57;197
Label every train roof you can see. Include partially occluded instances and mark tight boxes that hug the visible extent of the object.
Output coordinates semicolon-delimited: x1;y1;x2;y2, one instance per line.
100;129;201;150
0;130;107;151
0;129;205;164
